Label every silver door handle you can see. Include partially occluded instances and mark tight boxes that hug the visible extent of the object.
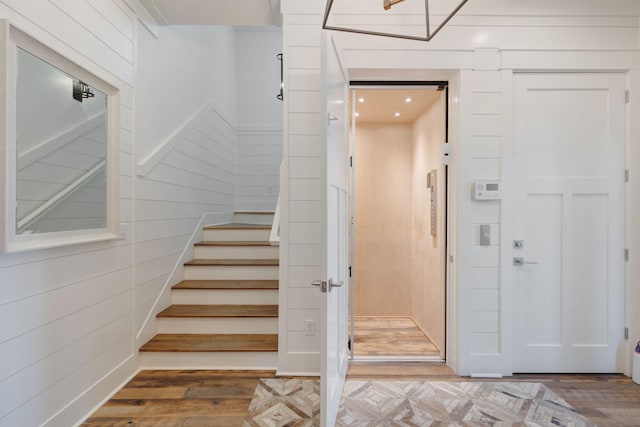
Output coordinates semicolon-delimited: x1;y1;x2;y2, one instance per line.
311;278;344;293
311;280;326;293
329;278;344;288
513;257;538;266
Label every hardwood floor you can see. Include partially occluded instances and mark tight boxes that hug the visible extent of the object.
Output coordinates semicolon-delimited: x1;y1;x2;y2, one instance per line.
84;366;640;426
353;316;440;357
83;370;276;426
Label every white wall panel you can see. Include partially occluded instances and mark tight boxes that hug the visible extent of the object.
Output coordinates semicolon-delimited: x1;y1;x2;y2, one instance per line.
289;135;321;157
288;265;321;287
288;244;321;266
0;3;240;425
470;158;501;179
289;179;320;200
289;70;321;91
470;332;500;354
281;0;640;377
471;137;501;158
279;17;323;375
289;157;321;178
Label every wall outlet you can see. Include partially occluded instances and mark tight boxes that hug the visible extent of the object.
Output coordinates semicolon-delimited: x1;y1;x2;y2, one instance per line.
305;320;315;336
118;223;128;240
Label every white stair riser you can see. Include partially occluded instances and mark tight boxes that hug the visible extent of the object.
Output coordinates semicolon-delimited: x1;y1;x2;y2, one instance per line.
233;213;274;224
184;265;278;280
194;245;278;259
203;229;271;241
157;317;278;334
140;351;277;370
172;289;278;304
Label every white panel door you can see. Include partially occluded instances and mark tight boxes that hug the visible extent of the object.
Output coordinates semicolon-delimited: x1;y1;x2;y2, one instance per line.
319;33;350;426
513;73;625;373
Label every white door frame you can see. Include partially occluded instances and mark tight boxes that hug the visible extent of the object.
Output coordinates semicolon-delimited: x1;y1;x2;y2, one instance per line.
501;69;633;376
344;73;462;371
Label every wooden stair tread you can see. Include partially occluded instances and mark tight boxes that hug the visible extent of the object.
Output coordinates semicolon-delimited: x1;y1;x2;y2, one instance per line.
195;241;271;247
139;334;278;352
158;304;278;318
172;280;279;290
234;211;275;215
185;259;279;266
204;223;270;230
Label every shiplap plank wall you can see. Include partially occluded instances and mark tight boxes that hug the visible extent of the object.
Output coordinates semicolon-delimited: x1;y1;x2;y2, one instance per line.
279;9;324;371
0;2;240;425
0;2;136;426
281;0;640;376
236;128;281;211
134;105;236;348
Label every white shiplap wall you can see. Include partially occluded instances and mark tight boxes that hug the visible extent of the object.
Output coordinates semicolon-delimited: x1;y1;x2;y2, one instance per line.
133;23;238;350
236;126;281;212
0;1;136;426
234;29;283;212
280;0;640;376
134;105;236;348
0;3;240;426
279;6;324;373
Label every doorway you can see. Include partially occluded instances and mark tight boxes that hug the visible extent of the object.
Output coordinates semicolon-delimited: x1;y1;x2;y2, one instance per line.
349;83;448;361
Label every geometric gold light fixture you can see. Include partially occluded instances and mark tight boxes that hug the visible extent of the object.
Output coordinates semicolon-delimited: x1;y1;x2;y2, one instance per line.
322;0;470;42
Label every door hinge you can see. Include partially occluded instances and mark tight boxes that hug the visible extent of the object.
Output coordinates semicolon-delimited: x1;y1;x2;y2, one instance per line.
625;169;630;183
625;248;629;261
349;156;353;167
348;266;352;277
625;90;630;103
625;327;629;340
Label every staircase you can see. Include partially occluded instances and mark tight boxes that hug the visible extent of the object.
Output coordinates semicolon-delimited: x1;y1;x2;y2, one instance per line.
139;212;279;369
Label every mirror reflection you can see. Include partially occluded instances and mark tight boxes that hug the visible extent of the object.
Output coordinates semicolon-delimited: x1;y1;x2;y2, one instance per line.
16;48;107;234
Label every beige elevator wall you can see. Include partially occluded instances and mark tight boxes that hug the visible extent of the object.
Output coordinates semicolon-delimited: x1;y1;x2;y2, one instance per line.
411;92;447;355
354;123;413;316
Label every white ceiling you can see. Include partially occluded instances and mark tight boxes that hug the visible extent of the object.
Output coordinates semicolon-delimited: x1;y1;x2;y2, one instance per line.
351;89;443;123
140;0;282;26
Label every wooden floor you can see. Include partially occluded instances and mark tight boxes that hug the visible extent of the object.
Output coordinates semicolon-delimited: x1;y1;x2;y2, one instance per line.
83;365;640;426
83;370;276;426
353;316;440;357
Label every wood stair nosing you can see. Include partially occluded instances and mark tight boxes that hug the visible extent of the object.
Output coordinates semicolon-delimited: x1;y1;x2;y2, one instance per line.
171;280;280;290
139;333;278;352
172;280;279;290
184;259;279;267
158;304;278;318
195;241;272;247
234;211;275;215
204;223;271;230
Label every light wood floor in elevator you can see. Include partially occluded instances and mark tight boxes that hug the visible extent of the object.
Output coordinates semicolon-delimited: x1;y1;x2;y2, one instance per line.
353;316;441;358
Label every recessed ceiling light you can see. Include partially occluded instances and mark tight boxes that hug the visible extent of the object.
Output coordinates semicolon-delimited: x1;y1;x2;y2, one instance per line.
354;112;360;117
358;98;365;103
395;112;401;117
405;97;412;103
